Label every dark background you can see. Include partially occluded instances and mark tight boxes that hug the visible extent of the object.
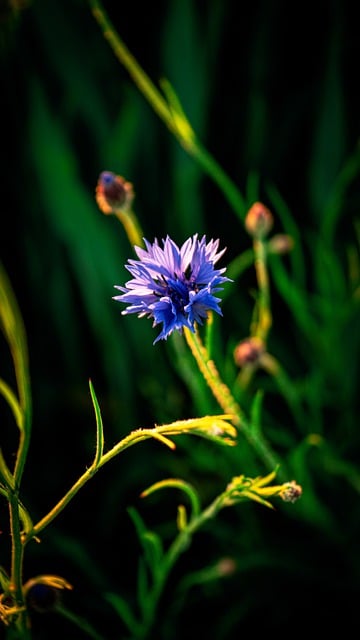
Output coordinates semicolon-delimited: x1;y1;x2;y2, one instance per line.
1;1;360;638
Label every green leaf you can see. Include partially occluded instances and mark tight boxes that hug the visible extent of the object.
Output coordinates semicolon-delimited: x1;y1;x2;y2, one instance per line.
18;499;33;535
249;390;264;436
0;377;23;431
0;566;10;591
89;379;104;469
0;452;14;491
142;478;201;521
308;33;346;221
0;262;31;425
127;507;164;578
105;592;140;635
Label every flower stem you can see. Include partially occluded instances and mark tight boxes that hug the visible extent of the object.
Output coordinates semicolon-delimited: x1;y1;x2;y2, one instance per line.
8;492;30;636
190;142;246;221
114;208;144;248
252;237;272;342
89;0;174;129
23;430;153;542
135;494;223;639
24;419;232;543
88;0;246;222
183;327;281;471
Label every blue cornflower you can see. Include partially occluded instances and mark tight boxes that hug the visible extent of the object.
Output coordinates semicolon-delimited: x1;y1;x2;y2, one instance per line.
114;234;231;343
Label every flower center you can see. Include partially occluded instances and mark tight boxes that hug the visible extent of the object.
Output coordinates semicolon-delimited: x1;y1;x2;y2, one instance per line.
155;267;199;314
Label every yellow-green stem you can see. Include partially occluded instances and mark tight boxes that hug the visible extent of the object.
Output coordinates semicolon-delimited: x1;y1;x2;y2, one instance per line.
114;208;144;248
89;0;173;128
183;327;245;426
24;423;216;543
184;327;281;471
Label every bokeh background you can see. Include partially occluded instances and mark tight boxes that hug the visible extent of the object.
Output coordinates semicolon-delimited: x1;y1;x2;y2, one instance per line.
1;0;360;638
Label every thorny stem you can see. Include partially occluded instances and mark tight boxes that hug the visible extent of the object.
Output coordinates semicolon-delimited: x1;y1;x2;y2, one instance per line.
184;327;281;472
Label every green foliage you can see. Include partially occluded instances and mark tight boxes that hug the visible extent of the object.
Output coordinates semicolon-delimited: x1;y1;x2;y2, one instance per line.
1;0;360;638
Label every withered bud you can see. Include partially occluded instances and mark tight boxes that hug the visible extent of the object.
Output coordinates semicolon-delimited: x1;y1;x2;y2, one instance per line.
267;234;294;255
233;336;265;368
95;171;134;214
245;202;273;238
23;575;73;614
25;583;60;613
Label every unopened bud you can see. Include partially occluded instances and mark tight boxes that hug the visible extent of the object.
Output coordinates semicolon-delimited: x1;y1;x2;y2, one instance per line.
95;171;134;214
233;336;265;368
216;557;237;577
245;202;273;238
267;234;294;255
280;481;302;503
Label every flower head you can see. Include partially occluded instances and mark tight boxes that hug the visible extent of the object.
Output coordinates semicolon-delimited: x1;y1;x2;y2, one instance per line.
114;235;231;343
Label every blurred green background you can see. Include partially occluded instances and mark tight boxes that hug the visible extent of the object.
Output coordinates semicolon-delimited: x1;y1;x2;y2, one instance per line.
1;0;360;638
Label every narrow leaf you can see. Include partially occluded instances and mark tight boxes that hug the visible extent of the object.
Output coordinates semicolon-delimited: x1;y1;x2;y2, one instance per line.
0;262;31;421
105;592;141;635
0;377;23;431
0;451;14;490
89;379;104;468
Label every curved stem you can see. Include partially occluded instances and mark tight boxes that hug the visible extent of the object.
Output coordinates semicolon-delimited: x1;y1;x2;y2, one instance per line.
24;428;165;542
24;418;230;544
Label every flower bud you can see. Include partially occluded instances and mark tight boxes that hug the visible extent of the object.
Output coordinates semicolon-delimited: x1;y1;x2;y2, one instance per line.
280;481;303;503
267;234;294;255
95;171;134;214
216;557;237;577
233;336;265;368
245;202;273;238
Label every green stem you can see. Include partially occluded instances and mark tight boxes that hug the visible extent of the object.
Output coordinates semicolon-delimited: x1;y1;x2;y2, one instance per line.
88;0;246;222
260;353;307;428
253;237;272;342
136;495;223;639
190;141;246;221
7;493;30;637
9;494;25;601
56;605;103;640
184;327;280;471
24;423;211;543
89;0;172;127
23;433;144;542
